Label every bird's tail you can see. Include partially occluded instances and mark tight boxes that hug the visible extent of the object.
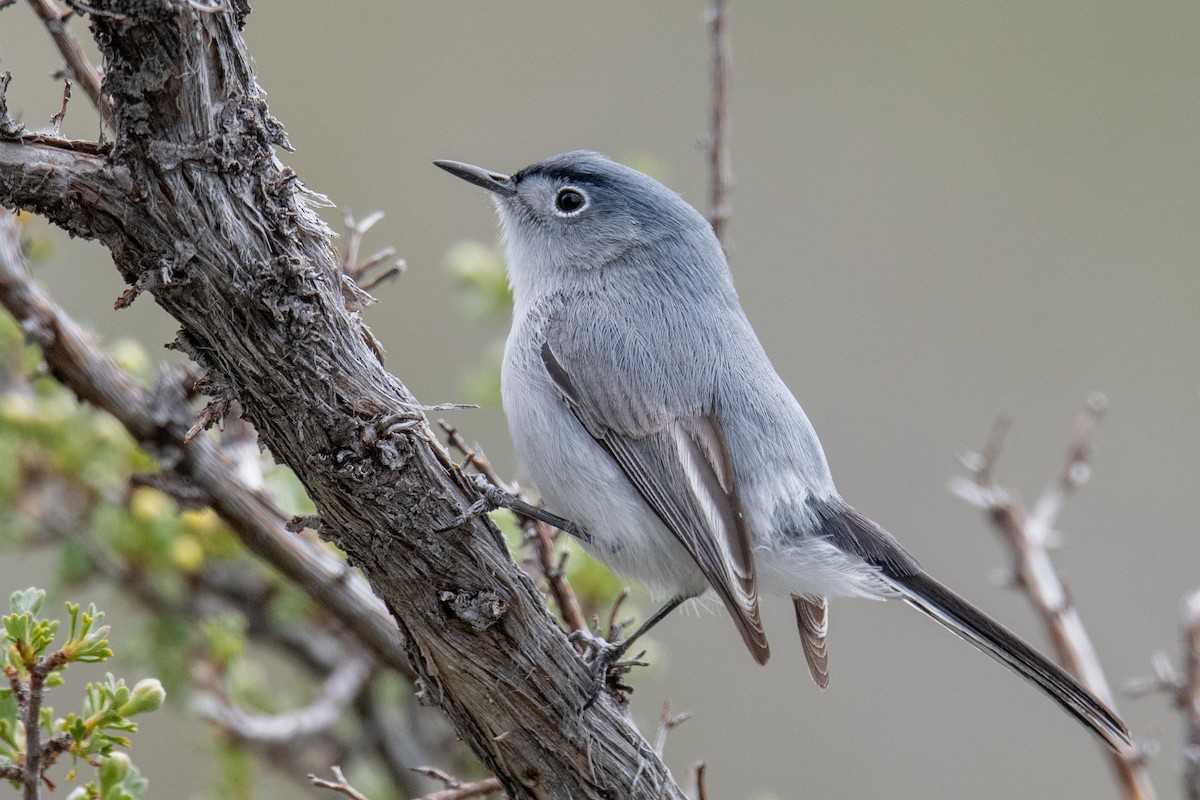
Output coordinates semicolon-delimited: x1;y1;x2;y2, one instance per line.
885;568;1131;752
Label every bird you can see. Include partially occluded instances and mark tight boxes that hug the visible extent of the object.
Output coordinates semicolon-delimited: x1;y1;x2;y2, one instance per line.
434;150;1130;751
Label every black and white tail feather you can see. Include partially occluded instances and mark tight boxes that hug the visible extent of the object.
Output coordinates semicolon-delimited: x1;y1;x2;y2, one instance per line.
807;496;1131;752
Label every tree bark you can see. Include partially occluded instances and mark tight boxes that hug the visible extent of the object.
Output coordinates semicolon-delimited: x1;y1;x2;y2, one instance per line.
0;2;683;797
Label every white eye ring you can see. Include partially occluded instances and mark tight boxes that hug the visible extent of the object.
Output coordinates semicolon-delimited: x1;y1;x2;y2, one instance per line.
554;186;589;217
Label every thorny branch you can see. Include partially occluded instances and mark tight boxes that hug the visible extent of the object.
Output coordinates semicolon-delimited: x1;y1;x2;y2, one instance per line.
951;395;1156;800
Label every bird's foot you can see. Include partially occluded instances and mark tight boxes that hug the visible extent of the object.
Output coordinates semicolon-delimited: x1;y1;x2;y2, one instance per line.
569;627;648;709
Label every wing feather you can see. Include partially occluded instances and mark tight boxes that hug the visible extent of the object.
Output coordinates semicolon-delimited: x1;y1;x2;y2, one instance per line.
540;337;770;664
792;594;830;688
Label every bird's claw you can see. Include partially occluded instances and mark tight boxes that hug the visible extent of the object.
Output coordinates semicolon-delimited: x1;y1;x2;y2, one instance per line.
434;493;492;533
569;628;645;709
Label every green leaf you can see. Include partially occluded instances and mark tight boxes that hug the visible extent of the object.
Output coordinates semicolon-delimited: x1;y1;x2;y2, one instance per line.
9;587;45;615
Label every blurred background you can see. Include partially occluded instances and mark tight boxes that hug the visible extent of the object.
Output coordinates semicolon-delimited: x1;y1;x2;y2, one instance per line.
2;2;1197;798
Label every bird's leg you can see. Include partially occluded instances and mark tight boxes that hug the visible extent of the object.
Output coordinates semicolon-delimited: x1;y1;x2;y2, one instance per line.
572;595;689;708
438;474;589;541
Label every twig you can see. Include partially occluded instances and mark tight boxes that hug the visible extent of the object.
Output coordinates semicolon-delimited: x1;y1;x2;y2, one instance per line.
22;661;46;800
193;652;372;742
409;778;500;800
49;79;70;135
1127;591;1200;800
653;699;693;757
407;767;501;800
11;652;68;800
1184;590;1200;800
340;210;405;291
436;420;509;490
310;766;371;800
0;72;21;137
606;587;632;640
952;397;1155;800
24;0;115;129
705;0;733;246
438;420;588;634
530;520;588;633
693;760;709;800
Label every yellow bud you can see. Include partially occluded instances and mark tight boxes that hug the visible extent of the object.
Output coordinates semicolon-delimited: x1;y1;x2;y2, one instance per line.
180;507;221;536
129;487;173;520
171;534;204;572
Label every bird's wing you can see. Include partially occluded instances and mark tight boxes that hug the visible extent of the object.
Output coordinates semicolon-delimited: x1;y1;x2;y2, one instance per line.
792;594;829;688
540;323;769;665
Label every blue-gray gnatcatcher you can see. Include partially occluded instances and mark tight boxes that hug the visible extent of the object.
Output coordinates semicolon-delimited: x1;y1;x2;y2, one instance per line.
434;151;1129;751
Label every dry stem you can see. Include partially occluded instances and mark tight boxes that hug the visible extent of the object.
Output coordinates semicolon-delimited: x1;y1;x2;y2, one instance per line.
24;0;114;129
705;0;732;246
952;396;1155;800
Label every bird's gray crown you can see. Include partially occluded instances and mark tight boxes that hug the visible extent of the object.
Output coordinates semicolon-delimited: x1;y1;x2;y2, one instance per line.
507;150;711;238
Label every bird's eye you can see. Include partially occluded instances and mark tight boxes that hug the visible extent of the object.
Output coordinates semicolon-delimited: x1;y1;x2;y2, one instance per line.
554;187;588;216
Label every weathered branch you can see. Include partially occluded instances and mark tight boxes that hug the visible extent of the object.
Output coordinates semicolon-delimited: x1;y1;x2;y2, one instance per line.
952;398;1155;800
0;210;415;686
0;3;681;796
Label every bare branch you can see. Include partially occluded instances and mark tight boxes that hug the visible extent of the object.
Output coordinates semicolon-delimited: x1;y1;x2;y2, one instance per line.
1184;590;1200;800
338;210;405;314
530;519;589;633
310;766;371;800
23;0;115;129
955;402;1155;800
49;79;71;135
194;653;373;742
653;699;693;757
406;767;502;800
693;760;709;800
410;778;501;800
705;0;732;246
